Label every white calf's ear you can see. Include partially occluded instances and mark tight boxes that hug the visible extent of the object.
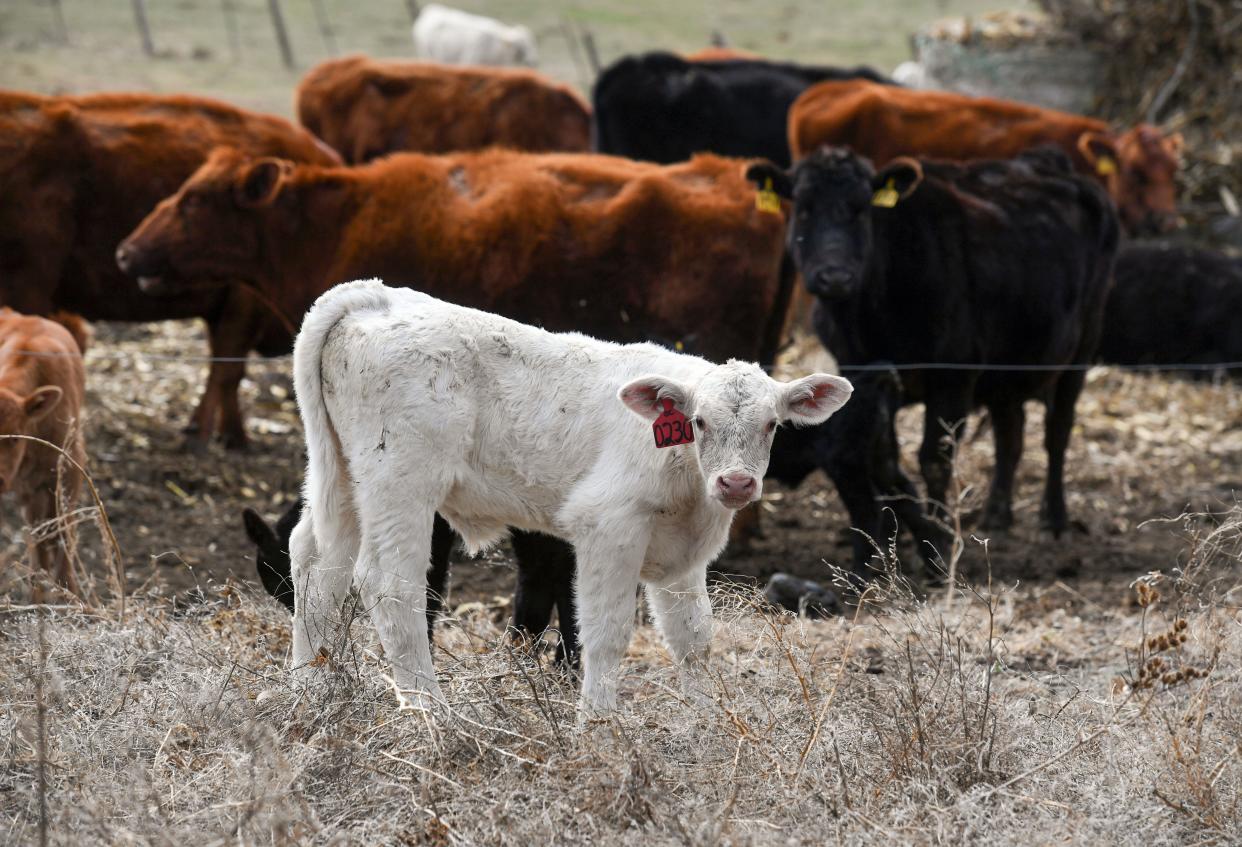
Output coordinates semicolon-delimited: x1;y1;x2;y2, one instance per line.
780;374;852;425
619;375;691;421
22;386;63;423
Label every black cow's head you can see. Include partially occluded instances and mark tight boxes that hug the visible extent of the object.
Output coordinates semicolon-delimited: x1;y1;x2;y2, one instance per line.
747;148;923;299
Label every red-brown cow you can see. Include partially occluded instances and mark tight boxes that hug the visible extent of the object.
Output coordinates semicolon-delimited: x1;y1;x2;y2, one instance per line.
0;89;340;448
788;79;1182;234
296;56;592;164
116;148;793;368
0;309;88;595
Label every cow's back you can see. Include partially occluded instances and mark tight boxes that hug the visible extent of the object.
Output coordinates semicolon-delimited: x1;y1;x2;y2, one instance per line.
0;90;335;322
332;150;790;366
0;308;86;436
296;57;589;162
789;80;1100;166
1100;243;1242;370
594;52;889;167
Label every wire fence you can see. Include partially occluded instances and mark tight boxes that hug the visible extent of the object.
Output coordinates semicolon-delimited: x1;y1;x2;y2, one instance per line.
10;346;1242;375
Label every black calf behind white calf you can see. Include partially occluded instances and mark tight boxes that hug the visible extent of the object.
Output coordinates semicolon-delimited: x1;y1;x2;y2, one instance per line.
242;499;579;664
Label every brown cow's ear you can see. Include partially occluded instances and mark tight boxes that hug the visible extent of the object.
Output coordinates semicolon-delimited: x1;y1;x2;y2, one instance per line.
744;162;792;199
236;159;287;208
367;75;410;98
1077;132;1118;174
23;386;63;423
873;157;923;203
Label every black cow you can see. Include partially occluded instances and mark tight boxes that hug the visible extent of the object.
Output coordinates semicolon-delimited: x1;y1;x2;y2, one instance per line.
1099;242;1242;377
748;147;1119;571
242;500;579;665
592;51;891;167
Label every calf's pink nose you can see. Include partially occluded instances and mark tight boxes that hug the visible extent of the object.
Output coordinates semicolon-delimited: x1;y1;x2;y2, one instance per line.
717;473;757;499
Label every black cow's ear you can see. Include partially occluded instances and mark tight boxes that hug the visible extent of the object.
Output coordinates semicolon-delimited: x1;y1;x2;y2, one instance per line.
873;157;924;203
242;508;279;550
744;161;792;199
236;158;287;208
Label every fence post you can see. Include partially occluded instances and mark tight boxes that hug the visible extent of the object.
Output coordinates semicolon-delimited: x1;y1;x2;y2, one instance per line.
267;0;295;69
221;0;241;60
48;0;69;43
309;0;338;55
130;0;156;56
405;0;421;25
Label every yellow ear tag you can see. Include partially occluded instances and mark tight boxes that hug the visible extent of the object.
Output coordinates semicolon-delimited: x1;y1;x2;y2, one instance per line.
872;178;899;208
1095;156;1117;176
755;178;782;214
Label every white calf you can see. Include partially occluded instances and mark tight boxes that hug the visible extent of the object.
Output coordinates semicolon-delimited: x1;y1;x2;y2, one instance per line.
290;280;851;712
412;4;537;67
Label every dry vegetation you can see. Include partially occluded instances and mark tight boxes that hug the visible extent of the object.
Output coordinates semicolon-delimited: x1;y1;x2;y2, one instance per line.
1;320;1240;844
3;527;1239;845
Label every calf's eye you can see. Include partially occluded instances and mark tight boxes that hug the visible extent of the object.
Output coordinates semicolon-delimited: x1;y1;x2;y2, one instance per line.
694;417;705;430
766;420;778;433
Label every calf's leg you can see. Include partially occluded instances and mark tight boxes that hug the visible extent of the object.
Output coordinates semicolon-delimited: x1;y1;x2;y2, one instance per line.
509;530;579;666
426;514;455;638
644;566;713;702
574;520;651;714
25;487;78;598
353;499;443;705
290;506;358;670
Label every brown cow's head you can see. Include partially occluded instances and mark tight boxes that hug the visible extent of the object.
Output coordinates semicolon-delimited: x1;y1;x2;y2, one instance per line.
746;148;922;299
116;148;296;295
0;385;62;493
1078;124;1182;235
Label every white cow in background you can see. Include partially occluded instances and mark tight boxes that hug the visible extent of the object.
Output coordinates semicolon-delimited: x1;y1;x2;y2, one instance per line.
290;280;852;713
412;3;538;66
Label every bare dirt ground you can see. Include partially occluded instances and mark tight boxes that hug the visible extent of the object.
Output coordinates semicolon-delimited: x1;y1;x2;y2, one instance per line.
3;317;1239;618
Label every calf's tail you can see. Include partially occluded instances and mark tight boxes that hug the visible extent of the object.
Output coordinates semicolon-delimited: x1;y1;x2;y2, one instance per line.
292;279;393;548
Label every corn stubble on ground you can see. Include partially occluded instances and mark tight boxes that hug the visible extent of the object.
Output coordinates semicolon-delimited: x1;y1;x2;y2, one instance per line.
3;514;1240;845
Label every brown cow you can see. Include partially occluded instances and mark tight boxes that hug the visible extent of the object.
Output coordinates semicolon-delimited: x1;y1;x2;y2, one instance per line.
788;79;1182;234
0;310;88;595
296;56;592;164
117;148;793;368
0;89;340;448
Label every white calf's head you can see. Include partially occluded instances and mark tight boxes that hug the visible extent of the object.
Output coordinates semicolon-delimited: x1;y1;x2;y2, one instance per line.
621;361;852;510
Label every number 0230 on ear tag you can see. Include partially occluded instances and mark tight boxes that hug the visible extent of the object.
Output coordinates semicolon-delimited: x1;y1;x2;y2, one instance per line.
652;399;694;448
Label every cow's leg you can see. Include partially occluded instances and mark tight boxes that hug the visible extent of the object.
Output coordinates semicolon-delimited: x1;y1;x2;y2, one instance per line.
1041;371;1086;536
354;500;443;705
290;507;357;670
644;565;712;703
194;290;278;449
574;519;651;714
822;449;886;582
426;514;455;641
981;399;1026;531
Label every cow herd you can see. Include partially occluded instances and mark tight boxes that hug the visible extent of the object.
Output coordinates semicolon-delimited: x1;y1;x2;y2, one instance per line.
1;41;1236;712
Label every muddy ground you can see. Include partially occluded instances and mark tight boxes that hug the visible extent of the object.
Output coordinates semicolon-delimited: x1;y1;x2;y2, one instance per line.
3;317;1240;614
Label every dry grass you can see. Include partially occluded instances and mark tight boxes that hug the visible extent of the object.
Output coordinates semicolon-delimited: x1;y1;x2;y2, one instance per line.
3;517;1239;846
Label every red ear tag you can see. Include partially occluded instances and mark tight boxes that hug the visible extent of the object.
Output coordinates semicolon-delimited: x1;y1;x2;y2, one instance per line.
652;399;695;448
